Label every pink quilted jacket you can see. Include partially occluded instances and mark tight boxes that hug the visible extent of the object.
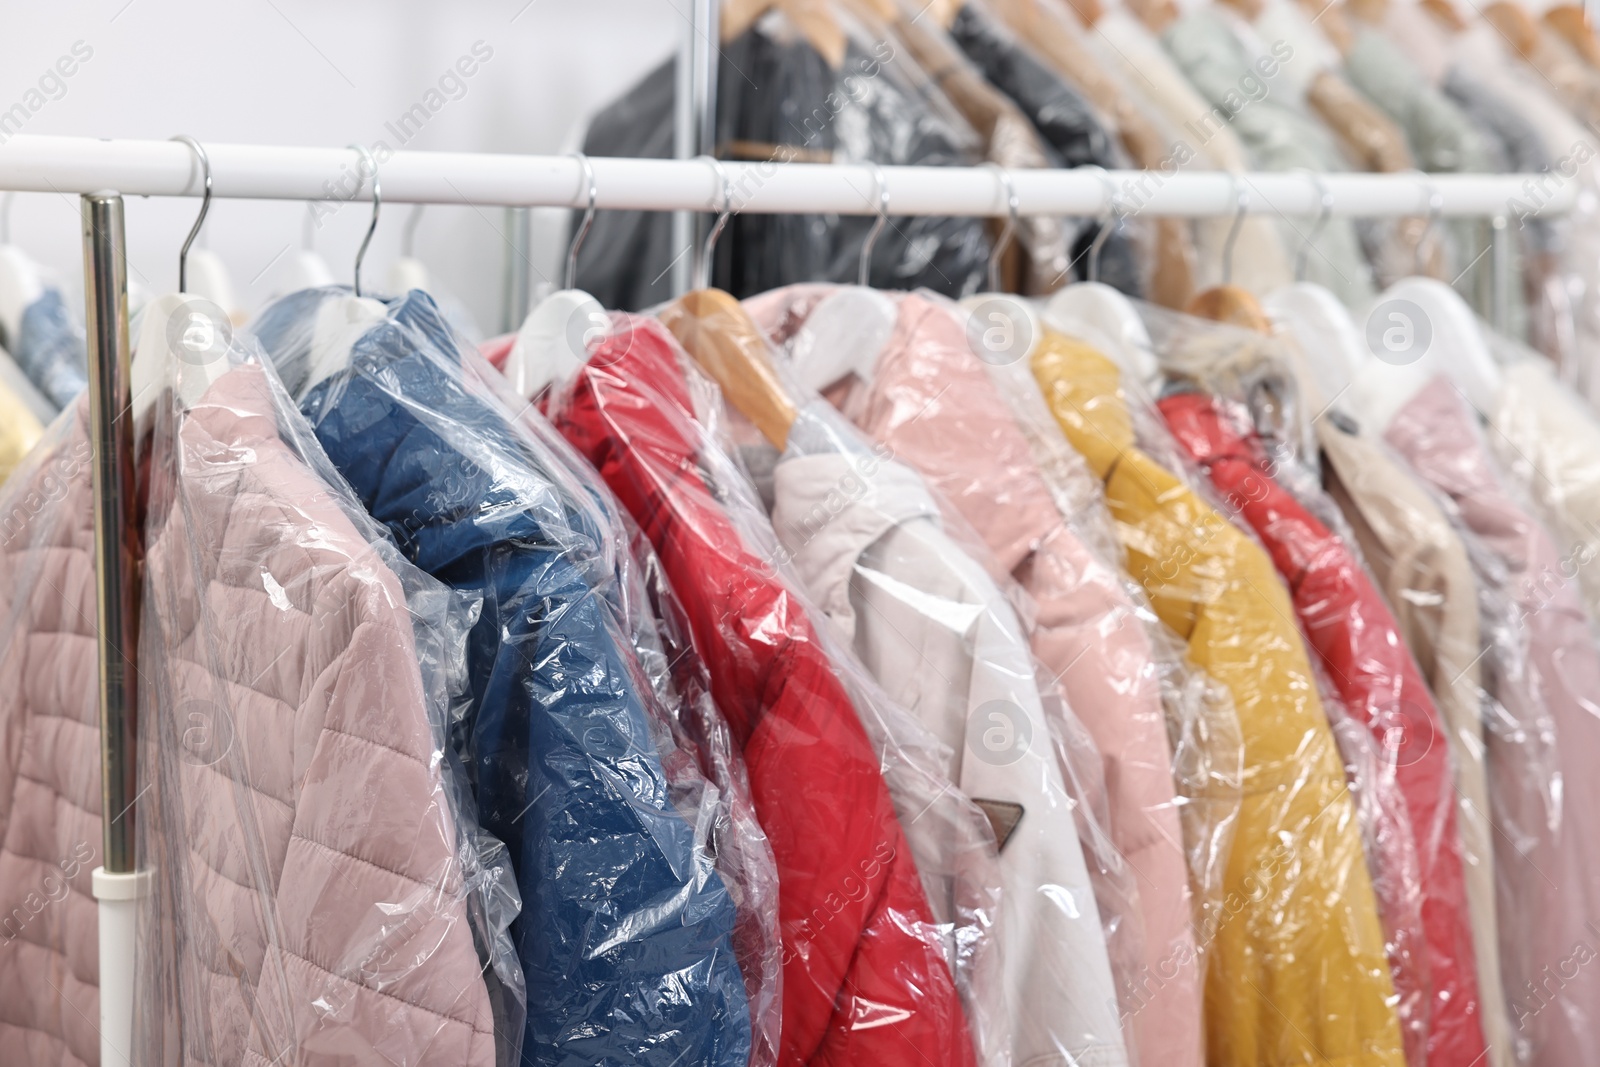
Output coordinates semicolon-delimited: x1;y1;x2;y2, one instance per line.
0;403;100;1067
135;362;498;1066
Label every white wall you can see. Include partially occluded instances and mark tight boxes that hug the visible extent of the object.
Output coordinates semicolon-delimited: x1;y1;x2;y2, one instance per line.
0;0;682;334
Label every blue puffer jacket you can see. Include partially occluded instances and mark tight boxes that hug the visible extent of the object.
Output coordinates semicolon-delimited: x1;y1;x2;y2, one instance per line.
252;289;751;1067
12;287;87;412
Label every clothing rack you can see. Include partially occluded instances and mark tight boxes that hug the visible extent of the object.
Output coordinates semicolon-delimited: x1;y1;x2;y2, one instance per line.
0;130;1570;1067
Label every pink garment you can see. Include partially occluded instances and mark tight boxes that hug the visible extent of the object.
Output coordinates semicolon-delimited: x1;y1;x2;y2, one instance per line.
1386;376;1600;1067
748;287;1202;1067
137;363;497;1066
0;402;100;1067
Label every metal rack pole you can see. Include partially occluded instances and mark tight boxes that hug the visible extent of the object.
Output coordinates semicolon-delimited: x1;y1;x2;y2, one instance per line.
673;0;720;296
82;190;140;1067
1490;214;1515;335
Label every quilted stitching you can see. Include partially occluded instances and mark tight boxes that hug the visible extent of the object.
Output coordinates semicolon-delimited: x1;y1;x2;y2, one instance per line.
0;402;103;1067
138;363;496;1066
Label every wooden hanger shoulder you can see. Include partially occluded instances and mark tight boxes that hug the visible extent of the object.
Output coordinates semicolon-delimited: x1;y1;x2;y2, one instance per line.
662;288;799;448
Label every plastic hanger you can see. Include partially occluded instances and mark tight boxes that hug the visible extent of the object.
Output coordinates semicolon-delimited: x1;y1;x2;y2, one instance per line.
1263;172;1365;410
1343;177;1502;428
1265;285;1366;410
1186;176;1275;333
786;162;899;393
1347;276;1504;430
304;144;388;394
279;202;338;293
386;204;431;293
660;155;798;448
957;163;1047;368
0;192;45;348
1041;166;1162;385
131;136;235;422
506;153;610;399
187;248;241;322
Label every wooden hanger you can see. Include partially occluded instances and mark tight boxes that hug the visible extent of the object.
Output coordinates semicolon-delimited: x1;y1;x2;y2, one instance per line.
1346;0;1387;24
661;290;800;448
1125;0;1180;32
1216;0;1267;22
1483;1;1542;58
1419;0;1469;33
1546;5;1600;67
722;0;849;66
1047;0;1105;27
1297;0;1354;54
659;156;798;448
1187;181;1273;335
989;0;1196;305
1187;287;1274;333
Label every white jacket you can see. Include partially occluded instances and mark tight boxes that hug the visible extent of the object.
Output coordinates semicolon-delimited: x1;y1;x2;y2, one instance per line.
770;405;1130;1067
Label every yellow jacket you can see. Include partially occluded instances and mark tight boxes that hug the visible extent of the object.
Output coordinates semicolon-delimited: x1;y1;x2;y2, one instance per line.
0;377;42;485
1032;331;1404;1067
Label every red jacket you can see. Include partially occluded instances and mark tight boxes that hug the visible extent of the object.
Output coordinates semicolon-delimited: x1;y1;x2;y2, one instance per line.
1159;391;1488;1067
544;314;978;1067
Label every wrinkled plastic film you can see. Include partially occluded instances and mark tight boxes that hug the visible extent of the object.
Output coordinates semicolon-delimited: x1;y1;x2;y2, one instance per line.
1141;305;1490;1066
855;0;1073;294
1025;307;1408;1066
1395;339;1600;1067
129;319;519;1066
0;347;49;485
535;310;1004;1066
248;288;768;1067
576;8;990;311
747;282;1249;1066
658;290;1141;1066
942;0;1148;297
0;402;104;1066
463;336;785;1067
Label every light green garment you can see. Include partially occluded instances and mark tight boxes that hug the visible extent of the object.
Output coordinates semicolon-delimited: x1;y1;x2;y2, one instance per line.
1342;28;1513;327
1162;8;1375;307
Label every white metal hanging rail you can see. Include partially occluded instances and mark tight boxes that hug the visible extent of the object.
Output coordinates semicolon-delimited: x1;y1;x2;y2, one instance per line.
0;135;1576;217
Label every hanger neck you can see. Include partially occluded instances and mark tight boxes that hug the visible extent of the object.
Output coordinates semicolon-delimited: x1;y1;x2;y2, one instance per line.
660;288;799;449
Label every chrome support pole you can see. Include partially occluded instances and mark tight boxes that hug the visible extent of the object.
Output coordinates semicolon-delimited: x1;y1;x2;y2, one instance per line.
501;205;532;333
673;0;720;296
84;190;141;1067
81;191;138;874
1490;214;1514;335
